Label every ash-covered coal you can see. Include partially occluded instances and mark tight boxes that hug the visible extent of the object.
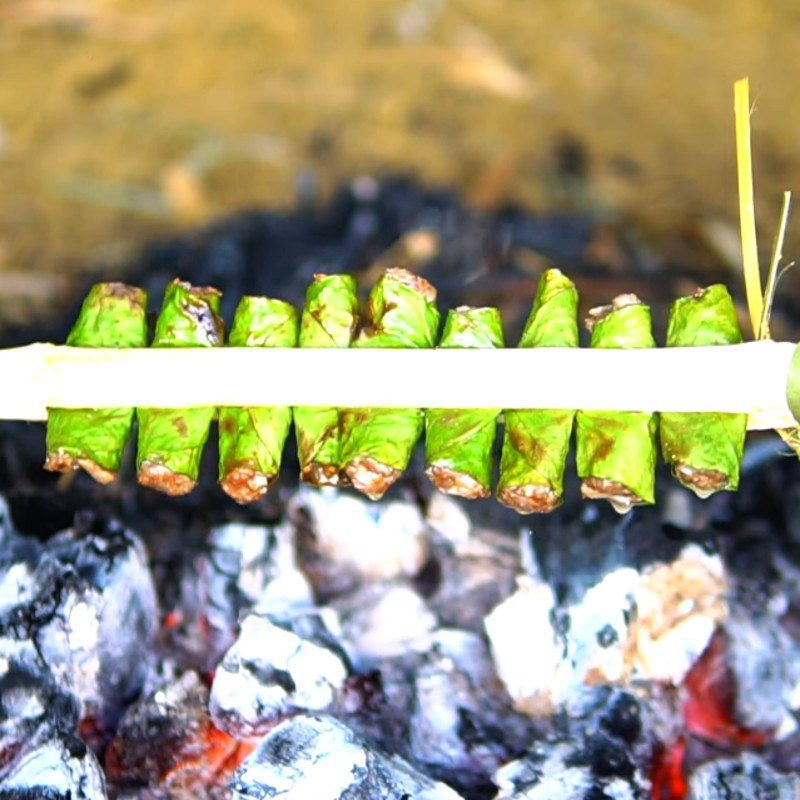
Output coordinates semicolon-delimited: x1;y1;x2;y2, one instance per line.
0;509;157;798
291;488;430;596
0;517;157;732
210;604;350;736
162;521;312;674
687;752;800;799
491;686;671;799
0;730;107;800
106;669;257;798
230;714;464;800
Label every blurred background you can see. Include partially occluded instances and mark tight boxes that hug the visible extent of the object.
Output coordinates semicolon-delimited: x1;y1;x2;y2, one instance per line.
1;0;800;330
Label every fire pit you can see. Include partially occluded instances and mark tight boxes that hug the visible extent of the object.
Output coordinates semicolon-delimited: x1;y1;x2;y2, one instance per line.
1;178;799;800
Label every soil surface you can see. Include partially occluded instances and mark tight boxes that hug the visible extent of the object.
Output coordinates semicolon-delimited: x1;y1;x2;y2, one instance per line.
1;1;800;326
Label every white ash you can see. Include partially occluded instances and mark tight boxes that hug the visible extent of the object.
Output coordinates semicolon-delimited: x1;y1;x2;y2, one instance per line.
204;521;303;626
628;544;727;684
229;714;465;800
494;749;636;800
687;753;800;800
485;574;562;715
210;606;349;736
0;522;157;729
566;567;637;685
243;523;315;626
291;487;429;584
335;582;438;664
0;730;107;800
486;543;727;712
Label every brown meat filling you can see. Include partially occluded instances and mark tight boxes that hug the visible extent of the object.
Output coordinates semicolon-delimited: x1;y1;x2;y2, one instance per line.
138;461;196;496
581;477;643;514
426;465;490;500
220;466;271;504
498;484;560;514
44;453;116;485
675;464;729;498
344;457;401;500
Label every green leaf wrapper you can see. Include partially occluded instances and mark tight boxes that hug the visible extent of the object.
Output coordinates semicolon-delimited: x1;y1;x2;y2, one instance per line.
576;295;658;513
45;283;148;484
136;280;224;495
498;268;579;513
218;296;299;503
660;285;746;497
340;268;440;499
425;306;504;498
294;274;359;487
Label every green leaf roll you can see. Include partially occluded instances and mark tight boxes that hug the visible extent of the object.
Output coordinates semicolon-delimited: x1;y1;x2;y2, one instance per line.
218;296;299;503
294;274;359;487
340;268;440;499
425;306;504;498
660;285;746;497
498;268;579;513
137;279;224;495
45;282;148;483
576;295;658;513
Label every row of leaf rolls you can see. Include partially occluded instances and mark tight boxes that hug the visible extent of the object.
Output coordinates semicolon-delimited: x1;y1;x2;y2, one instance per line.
45;269;746;512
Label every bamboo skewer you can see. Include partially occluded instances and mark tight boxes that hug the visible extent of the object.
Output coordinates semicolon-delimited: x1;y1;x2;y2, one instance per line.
0;341;795;429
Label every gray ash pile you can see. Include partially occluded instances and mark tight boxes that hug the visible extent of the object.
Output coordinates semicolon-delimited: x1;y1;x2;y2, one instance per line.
1;180;800;799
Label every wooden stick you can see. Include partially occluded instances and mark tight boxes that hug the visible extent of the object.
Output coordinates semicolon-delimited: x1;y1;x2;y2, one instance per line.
0;342;794;430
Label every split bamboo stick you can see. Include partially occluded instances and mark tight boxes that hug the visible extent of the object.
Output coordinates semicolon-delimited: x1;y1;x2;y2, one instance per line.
0;341;795;429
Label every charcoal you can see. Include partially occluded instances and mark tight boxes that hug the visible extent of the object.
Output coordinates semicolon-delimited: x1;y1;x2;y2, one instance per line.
210;606;349;736
328;628;535;797
408;629;532;793
165;521;312;671
426;524;519;633
687;753;800;799
493;688;653;800
494;743;637;800
0;731;107;800
724;609;800;733
106;670;254;798
229;714;465;800
0;521;157;732
290;488;429;596
0;497;12;539
0;640;78;780
0;533;40;618
486;543;728;714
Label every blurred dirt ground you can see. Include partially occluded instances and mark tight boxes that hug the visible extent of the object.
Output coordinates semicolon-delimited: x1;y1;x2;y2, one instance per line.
1;0;800;325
